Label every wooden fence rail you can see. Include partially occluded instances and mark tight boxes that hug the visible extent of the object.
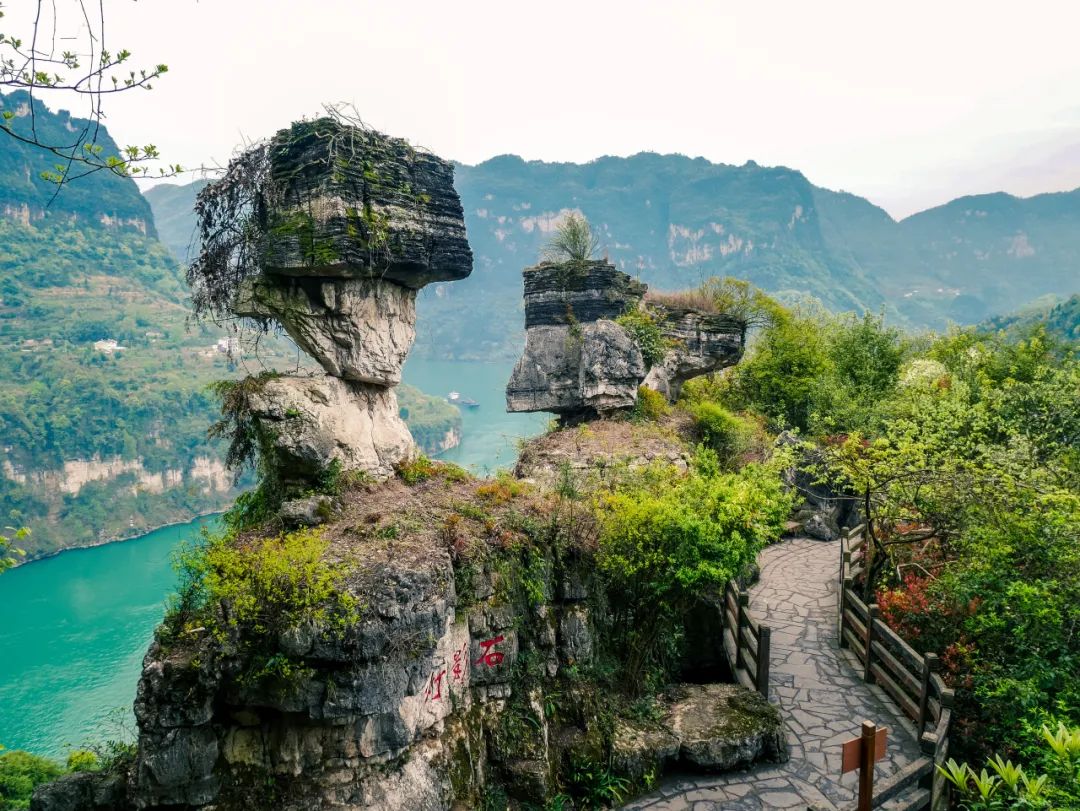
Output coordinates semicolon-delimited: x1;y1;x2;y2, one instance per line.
720;578;771;698
840;525;954;811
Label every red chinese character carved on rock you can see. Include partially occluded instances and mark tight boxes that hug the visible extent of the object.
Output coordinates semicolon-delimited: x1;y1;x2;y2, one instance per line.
423;669;446;701
474;635;506;668
452;642;468;683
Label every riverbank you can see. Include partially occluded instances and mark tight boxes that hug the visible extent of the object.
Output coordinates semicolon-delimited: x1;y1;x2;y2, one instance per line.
13;507;229;569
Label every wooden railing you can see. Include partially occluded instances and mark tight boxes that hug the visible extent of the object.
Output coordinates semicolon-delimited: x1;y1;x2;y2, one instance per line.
840;526;954;811
720;578;771;698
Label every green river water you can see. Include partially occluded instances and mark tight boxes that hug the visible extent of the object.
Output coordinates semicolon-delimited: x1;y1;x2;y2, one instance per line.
0;359;546;757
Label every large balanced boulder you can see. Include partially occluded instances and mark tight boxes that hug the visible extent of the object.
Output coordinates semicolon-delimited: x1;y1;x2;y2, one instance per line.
261;117;472;287
202;116;473;484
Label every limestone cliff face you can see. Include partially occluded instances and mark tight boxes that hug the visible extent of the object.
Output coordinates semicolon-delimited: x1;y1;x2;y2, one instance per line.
126;477;609;811
216;117;473;484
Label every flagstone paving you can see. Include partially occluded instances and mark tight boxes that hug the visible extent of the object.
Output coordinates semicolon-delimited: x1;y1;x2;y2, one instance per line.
622;538;923;811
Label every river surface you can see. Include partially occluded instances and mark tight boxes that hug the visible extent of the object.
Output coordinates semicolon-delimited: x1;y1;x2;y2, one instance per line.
0;359;545;757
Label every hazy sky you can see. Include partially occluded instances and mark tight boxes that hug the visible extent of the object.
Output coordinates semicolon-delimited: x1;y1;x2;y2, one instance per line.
15;0;1080;218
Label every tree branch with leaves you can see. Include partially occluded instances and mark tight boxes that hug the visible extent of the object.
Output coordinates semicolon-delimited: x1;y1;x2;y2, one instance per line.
0;0;180;190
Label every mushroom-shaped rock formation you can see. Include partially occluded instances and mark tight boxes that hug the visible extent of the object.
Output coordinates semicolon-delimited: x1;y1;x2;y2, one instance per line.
505;260;647;416
506;261;745;418
192;116;472;484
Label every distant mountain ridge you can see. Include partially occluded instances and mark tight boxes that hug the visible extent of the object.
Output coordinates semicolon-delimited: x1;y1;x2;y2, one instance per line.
148;153;1080;359
981;293;1080;344
0;90;156;232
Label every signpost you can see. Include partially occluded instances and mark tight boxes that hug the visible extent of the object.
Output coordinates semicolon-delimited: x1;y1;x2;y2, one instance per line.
842;720;888;811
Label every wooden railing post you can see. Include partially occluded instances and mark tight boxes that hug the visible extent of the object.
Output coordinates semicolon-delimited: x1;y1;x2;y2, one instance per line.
863;604;879;682
918;653;941;733
736;590;749;671
858;720;876;811
756;626;771;698
840;571;852;648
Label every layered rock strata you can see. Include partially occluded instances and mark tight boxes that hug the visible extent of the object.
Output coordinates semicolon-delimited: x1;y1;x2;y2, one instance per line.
506;261;745;417
232;118;473;480
643;304;745;400
261;118;472;286
506;261;647;416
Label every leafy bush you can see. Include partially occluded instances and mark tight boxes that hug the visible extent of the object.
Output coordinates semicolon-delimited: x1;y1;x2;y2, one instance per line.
937;723;1080;810
687;402;751;466
164;527;359;687
476;471;525;504
615;309;668;369
397;455;437;485
632;386;669;422
64;750;99;773
726;308;831;432
725;307;906;436
595;454;793;691
0;750;63;810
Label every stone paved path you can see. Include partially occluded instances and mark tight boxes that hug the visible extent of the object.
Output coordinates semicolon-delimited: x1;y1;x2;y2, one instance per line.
623;538;922;811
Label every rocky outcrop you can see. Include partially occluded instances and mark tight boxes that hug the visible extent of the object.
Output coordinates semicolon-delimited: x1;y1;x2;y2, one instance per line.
246;375;413;481
235;276;416;385
643;304;745;400
506;261;746;418
506;261;647;416
225;118;473;483
117;483;603;811
506;320;646;416
613;684;786;779
520;260;646;328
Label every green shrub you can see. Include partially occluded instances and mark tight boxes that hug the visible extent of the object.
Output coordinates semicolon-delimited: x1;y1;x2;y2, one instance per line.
615;309;668;368
397;455;437;485
632;386;669;422
64;750;99;773
595;458;793;691
726;309;831;432
688;401;749;464
937;723;1080;810
164;527;359;688
0;750;63;810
